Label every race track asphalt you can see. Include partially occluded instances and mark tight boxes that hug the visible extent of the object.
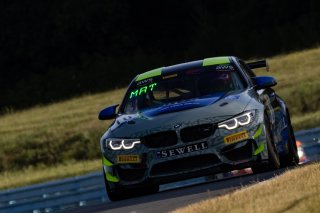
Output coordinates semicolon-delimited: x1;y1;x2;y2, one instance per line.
71;167;292;213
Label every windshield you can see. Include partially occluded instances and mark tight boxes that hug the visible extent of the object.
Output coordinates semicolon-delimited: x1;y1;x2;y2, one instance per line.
122;65;245;114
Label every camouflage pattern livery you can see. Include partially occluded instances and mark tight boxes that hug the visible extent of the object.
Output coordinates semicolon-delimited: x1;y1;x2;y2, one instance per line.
99;56;298;200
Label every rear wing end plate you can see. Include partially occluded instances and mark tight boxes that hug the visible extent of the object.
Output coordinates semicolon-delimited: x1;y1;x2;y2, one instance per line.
247;59;269;71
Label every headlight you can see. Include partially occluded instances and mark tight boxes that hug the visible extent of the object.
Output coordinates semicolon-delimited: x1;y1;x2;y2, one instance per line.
218;111;255;130
103;138;141;150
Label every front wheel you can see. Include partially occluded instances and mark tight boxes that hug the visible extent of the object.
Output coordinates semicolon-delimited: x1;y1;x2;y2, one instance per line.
103;168;127;201
252;114;280;173
103;168;159;201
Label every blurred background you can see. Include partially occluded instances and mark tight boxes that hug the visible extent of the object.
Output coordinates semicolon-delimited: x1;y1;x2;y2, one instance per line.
1;0;320;111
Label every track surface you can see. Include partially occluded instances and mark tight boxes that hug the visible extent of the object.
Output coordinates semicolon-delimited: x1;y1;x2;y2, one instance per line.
72;167;291;213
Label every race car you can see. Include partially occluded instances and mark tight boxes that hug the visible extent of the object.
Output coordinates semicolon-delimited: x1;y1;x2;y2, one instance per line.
98;56;299;200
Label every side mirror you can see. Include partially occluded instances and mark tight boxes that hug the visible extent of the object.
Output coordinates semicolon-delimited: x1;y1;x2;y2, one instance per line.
98;104;119;120
252;76;277;90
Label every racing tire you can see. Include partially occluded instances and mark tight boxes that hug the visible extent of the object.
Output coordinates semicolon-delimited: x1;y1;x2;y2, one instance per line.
105;181;126;201
103;168;159;201
280;110;299;167
252;114;280;173
103;169;127;201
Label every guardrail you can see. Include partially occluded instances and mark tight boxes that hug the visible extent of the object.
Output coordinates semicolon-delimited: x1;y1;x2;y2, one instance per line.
295;127;320;142
0;127;319;213
0;172;108;213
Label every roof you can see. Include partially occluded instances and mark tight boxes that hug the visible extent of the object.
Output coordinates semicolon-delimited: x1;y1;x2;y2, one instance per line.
135;56;231;82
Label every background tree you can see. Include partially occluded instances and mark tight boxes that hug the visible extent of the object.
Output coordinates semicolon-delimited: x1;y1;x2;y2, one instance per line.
1;0;320;111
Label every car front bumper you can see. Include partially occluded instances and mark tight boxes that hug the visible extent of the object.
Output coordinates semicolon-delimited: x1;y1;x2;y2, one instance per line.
102;119;269;191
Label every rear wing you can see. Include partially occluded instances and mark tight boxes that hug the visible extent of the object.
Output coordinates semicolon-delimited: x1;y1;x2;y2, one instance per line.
247;59;269;71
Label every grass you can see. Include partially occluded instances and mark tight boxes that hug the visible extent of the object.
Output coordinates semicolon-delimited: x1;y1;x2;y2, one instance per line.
170;162;320;213
256;47;320;117
291;110;320;130
0;88;126;172
0;47;319;189
256;48;320;130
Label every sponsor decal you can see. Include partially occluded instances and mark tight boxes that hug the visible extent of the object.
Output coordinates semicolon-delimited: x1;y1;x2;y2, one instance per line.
137;78;153;86
162;73;178;79
157;142;208;158
117;155;141;164
224;130;249;144
216;65;234;71
130;83;157;99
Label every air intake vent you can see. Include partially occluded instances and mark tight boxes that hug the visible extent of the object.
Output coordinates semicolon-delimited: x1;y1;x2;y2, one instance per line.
180;124;215;142
116;167;146;182
142;131;178;148
150;154;220;176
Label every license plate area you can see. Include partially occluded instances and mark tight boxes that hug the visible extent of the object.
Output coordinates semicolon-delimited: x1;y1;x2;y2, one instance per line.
117;155;141;164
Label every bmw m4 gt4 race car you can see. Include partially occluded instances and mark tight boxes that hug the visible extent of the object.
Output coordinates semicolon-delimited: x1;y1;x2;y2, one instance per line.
98;56;299;200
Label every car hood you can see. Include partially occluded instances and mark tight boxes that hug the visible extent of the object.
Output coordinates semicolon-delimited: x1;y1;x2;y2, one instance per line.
105;90;253;139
